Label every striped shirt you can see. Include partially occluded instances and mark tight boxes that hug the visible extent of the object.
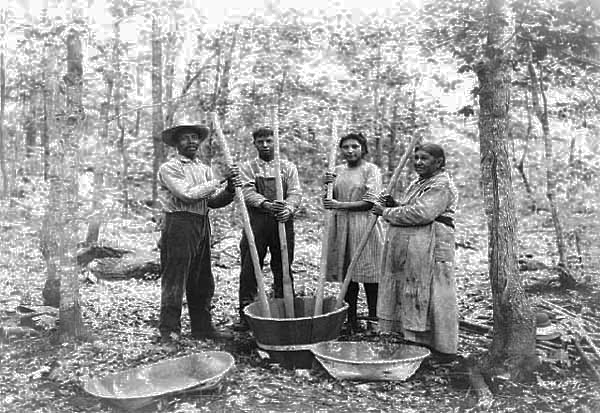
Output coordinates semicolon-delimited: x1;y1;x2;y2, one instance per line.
239;157;302;209
158;154;233;215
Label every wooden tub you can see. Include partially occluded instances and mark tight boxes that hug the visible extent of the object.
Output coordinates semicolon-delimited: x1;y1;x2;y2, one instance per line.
244;296;348;369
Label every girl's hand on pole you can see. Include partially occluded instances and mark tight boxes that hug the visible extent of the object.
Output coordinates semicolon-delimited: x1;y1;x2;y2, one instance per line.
323;198;342;210
378;191;397;207
370;203;385;216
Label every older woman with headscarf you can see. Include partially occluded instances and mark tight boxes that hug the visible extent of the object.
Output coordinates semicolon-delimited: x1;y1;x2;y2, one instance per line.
371;143;458;357
322;132;384;333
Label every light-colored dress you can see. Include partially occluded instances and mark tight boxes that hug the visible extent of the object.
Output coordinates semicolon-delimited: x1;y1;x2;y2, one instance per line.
377;170;458;354
324;161;383;284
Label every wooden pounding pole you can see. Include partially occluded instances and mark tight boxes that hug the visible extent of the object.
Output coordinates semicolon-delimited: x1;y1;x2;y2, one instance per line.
335;134;421;309
210;113;271;318
272;108;295;318
314;115;338;316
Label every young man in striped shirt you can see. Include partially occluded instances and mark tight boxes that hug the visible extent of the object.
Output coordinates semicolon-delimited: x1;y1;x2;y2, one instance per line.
234;127;302;331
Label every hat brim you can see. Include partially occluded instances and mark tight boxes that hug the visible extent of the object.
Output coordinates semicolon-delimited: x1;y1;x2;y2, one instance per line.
161;125;210;147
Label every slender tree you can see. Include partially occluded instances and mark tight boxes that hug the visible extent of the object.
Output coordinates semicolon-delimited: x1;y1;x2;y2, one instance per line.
0;8;7;198
163;12;177;129
41;3;85;338
60;18;85;339
84;29;115;245
40;4;60;307
527;52;577;288
151;15;164;205
113;18;129;216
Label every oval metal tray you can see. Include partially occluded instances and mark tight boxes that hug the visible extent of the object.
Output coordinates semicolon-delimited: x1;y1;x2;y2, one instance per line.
82;351;235;410
312;341;429;381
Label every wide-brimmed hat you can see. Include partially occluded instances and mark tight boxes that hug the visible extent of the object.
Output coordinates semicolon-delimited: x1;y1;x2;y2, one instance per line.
161;123;210;147
536;312;561;341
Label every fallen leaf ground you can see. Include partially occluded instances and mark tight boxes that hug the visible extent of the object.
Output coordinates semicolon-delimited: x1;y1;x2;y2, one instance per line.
1;194;600;412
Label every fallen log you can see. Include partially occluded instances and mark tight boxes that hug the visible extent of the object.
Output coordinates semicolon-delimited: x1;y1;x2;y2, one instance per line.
87;250;160;280
0;326;40;342
460;319;491;335
20;314;56;330
16;305;59;316
77;245;131;267
16;305;59;331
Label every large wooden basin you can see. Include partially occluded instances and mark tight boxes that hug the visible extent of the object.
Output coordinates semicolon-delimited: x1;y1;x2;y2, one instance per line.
244;296;348;368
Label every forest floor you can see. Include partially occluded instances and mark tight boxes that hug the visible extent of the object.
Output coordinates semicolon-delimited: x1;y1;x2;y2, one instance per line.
1;196;600;413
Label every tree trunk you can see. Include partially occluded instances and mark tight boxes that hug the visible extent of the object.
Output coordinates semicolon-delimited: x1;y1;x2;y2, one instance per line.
476;0;537;380
217;26;239;122
388;101;398;183
527;59;576;288
40;5;60;307
164;16;176;129
113;24;129;217
0;26;7;199
515;90;535;210
23;90;37;177
41;14;86;340
207;32;223;165
373;45;382;167
134;59;143;138
211;34;223;109
60;23;85;339
84;38;115;245
151;17;165;206
42;70;51;181
40;4;56;183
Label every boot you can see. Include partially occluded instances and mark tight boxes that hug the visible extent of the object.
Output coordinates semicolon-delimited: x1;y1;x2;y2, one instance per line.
232;316;250;332
344;281;360;333
347;307;359;333
363;283;378;333
365;283;378;320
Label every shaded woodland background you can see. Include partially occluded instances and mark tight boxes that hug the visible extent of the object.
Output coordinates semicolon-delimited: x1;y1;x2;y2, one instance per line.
1;0;600;411
3;0;599;271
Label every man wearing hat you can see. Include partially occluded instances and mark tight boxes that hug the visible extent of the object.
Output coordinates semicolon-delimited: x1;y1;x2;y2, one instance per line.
158;121;240;343
234;126;302;331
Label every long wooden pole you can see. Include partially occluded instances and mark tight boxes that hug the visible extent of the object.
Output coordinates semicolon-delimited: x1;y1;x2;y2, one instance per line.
314;115;338;316
210;113;271;317
335;134;420;308
272;109;295;318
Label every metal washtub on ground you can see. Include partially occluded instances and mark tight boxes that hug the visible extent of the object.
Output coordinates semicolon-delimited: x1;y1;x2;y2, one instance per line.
82;351;235;410
311;341;430;381
244;296;348;368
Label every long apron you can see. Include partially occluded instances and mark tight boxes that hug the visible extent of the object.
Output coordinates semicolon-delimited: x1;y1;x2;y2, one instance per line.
378;222;458;354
